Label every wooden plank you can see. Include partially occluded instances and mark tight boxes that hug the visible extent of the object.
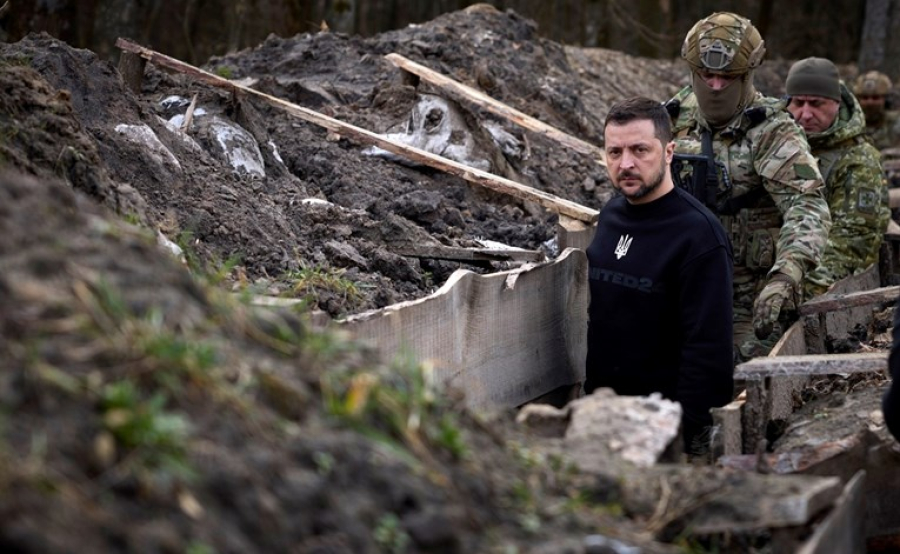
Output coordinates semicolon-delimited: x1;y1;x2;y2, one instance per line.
796;470;866;554
338;248;589;411
770;319;807;356
710;399;744;458
384;53;607;166
117;50;146;94
799;285;899;316
683;472;843;533
557;215;596;252
735;352;887;380
115;38;599;224
741;380;768;454
397;244;545;262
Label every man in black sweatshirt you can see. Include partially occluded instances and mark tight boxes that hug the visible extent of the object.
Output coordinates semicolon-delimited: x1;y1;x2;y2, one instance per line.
584;97;735;456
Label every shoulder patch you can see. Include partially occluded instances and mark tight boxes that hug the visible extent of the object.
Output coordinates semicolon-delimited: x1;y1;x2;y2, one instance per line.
794;163;820;180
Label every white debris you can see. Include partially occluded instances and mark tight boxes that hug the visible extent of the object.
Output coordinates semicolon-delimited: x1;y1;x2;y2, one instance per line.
114;123;181;171
584;534;642;554
564;388;682;469
300;198;333;207
268;140;284;164
156;229;186;264
363;94;491;171
485;121;526;159
156;115;203;151
476;238;531;252
160;95;190;110
166;107;207;131
209;116;266;178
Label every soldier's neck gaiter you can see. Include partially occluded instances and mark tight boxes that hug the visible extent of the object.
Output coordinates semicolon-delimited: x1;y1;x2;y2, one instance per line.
693;71;755;128
862;105;885;125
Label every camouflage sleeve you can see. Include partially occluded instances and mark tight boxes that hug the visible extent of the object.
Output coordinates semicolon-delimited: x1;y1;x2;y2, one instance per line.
753;117;832;284
804;145;890;296
890;113;900;148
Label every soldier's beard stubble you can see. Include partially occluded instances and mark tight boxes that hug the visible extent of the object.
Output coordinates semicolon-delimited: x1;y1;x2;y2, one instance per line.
613;159;666;201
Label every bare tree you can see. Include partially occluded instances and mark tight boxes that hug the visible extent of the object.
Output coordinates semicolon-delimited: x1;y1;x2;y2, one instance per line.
859;0;891;73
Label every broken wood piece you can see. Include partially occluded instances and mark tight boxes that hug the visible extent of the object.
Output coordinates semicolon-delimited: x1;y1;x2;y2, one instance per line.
117;49;147;94
627;465;844;533
890;188;900;209
557;215;596;252
686;473;842;533
799;285;899;316
397;244;544;263
115;38;598;224
735;352;887;380
385;53;607;166
795;471;866;554
710;399;744;459
181;93;199;133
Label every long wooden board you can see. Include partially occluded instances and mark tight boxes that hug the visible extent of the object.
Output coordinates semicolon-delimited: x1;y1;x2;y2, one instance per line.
799;285;899;316
735;352;887;380
384;53;607;166
396;244;545;262
115;38;599;224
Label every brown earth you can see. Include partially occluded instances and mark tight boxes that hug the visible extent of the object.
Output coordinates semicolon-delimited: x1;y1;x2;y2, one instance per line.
0;5;891;554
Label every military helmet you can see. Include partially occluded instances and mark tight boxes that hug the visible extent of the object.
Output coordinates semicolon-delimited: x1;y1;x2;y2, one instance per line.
854;71;892;97
681;12;766;76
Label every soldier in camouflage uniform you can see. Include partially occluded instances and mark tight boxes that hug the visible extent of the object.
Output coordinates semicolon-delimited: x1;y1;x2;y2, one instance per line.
668;12;831;362
785;58;890;298
854;71;900;195
853;71;900;151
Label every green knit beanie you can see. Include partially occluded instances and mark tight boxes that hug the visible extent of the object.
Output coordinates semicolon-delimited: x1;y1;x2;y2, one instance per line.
786;57;841;101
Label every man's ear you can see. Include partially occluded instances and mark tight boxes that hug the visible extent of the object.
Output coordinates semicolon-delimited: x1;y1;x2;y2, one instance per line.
664;140;676;164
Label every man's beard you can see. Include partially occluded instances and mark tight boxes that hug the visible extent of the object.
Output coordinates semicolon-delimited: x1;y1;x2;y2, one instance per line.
614;161;666;200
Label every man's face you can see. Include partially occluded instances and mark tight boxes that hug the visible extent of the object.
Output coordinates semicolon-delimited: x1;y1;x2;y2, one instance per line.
604;119;674;204
787;95;840;134
698;69;738;91
858;93;886;122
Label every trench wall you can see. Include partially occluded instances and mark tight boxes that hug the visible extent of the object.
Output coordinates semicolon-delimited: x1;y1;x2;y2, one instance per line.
336;247;588;412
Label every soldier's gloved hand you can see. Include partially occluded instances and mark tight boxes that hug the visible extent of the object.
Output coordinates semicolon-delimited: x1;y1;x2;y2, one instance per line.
753;273;799;340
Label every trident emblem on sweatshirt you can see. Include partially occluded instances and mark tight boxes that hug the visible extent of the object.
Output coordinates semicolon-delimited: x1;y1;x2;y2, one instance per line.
614;234;633;259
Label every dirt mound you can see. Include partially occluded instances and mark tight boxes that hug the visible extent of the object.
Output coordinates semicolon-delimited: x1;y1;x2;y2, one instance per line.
0;8;696;553
0;168;683;552
0;7;689;319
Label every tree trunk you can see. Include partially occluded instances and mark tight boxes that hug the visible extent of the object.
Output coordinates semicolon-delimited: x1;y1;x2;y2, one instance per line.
884;0;900;81
859;0;891;72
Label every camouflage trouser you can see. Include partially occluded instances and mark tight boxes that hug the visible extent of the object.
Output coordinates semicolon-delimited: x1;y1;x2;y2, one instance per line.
732;266;786;364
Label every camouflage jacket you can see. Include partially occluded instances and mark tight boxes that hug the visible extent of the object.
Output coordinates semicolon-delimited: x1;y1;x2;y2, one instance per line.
802;84;890;297
864;109;900;151
668;86;832;285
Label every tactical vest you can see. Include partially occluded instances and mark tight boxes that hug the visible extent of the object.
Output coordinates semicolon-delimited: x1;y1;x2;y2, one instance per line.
670;99;781;271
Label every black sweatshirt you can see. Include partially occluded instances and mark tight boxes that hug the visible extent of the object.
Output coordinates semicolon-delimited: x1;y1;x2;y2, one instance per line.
584;187;734;454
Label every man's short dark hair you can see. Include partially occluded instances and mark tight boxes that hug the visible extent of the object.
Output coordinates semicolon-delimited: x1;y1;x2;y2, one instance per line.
604;97;673;144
